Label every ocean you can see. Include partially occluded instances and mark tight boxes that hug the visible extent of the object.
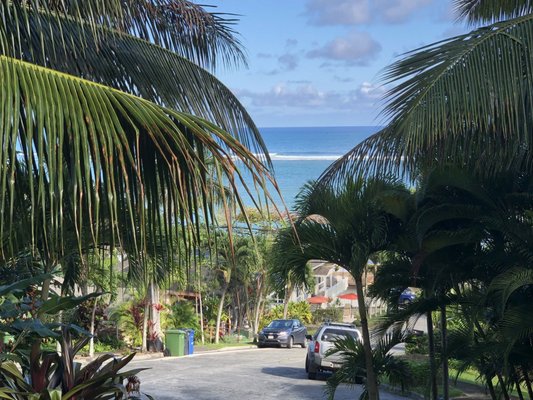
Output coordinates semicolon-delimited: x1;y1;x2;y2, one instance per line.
241;126;379;210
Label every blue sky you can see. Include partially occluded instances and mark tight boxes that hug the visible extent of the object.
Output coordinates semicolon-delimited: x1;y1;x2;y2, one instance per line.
210;0;468;127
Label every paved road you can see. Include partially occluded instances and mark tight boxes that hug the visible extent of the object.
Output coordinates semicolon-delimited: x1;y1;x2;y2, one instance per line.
132;347;408;400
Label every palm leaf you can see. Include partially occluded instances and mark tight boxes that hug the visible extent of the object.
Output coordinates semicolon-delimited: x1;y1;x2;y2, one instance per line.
321;14;533;183
0;4;268;160
453;0;533;25
12;0;246;69
0;54;273;256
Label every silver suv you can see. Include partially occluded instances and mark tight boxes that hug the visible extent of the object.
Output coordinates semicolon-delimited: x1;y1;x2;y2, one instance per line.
305;322;362;380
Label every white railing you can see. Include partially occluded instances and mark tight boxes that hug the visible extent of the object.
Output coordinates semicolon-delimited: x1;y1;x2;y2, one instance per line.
324;277;348;298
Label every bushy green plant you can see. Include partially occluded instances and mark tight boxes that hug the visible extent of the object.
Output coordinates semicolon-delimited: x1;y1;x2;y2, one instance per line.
311;308;343;324
260;301;312;329
0;331;149;399
109;299;146;347
165;301;200;331
0;275;150;399
325;331;411;400
405;334;429;355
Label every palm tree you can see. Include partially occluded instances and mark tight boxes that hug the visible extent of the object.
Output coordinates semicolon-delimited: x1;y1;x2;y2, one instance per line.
320;1;533;184
370;167;533;399
0;1;275;284
325;330;411;400
270;227;315;319
278;178;410;400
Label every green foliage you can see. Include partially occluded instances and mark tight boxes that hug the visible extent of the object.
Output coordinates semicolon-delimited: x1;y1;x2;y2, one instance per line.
405;334;429;355
260;301;312;329
165;301;200;331
311;307;343;325
325;331;411;400
109;299;146;348
79;338;127;356
0;331;147;399
0;274;147;399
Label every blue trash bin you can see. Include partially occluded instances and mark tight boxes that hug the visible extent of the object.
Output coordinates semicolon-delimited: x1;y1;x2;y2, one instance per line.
186;329;194;355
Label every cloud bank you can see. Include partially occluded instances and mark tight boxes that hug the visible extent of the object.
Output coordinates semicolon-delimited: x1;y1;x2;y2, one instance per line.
306;0;433;25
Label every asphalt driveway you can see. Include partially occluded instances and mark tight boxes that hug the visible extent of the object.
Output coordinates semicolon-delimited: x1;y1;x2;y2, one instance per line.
131;347;409;400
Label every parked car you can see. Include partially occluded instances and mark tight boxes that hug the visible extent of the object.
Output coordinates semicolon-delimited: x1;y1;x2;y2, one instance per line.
257;319;307;349
305;322;362;379
399;287;416;305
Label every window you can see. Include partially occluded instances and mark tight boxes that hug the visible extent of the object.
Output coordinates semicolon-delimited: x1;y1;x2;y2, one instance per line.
320;328;359;342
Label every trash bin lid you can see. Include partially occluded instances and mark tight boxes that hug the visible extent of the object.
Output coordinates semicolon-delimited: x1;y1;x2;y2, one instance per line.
165;329;184;334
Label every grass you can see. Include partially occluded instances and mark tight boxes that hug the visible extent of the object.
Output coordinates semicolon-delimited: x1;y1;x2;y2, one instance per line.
450;367;525;398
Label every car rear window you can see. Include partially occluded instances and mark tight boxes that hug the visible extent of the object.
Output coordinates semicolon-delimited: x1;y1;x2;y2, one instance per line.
320;328;359;342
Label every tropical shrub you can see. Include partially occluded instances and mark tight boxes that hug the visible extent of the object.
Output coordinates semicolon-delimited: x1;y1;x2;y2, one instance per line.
325;331;411;400
311;308;343;324
0;274;149;399
165;301;200;331
405;334;428;355
260;301;312;328
109;299;146;348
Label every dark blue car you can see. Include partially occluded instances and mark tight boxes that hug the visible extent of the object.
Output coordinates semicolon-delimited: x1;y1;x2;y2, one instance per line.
399;288;416;304
257;319;307;349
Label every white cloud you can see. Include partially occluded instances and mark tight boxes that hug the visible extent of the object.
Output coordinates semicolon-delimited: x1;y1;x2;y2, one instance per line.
307;32;381;66
285;38;299;47
376;0;433;23
306;0;370;25
305;0;434;25
278;53;299;71
234;81;385;111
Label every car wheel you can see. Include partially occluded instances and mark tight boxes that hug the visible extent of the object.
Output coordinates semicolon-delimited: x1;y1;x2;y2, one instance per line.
305;356;309;372
257;342;264;348
301;338;307;348
308;371;317;380
287;336;293;349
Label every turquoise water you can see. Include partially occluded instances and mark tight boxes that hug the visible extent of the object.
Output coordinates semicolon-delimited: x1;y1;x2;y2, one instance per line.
240;126;379;209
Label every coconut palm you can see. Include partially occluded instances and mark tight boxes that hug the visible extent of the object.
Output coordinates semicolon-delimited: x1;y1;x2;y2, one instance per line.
320;1;533;184
0;1;274;279
277;178;410;400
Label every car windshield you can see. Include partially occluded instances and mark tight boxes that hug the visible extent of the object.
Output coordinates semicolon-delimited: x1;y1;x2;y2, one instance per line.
267;320;293;329
320;328;358;342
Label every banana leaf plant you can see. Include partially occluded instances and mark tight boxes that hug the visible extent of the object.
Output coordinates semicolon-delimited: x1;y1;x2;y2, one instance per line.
0;329;150;399
0;274;151;399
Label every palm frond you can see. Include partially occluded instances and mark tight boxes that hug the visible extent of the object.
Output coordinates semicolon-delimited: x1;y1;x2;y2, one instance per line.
453;0;533;25
0;54;272;257
321;14;533;183
488;267;533;312
0;4;267;164
325;330;410;400
16;0;246;69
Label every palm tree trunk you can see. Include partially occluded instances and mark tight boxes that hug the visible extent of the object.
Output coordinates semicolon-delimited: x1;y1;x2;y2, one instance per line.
282;283;291;319
215;281;229;344
440;304;449;400
236;290;241;339
522;364;533;400
496;372;510;400
514;375;524;400
254;291;263;334
354;274;379;400
89;299;98;358
142;299;149;352
427;310;438;400
148;281;162;352
486;375;497;400
199;291;205;345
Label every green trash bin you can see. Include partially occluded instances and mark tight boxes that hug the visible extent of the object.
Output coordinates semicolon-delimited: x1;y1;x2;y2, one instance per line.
165;330;185;356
